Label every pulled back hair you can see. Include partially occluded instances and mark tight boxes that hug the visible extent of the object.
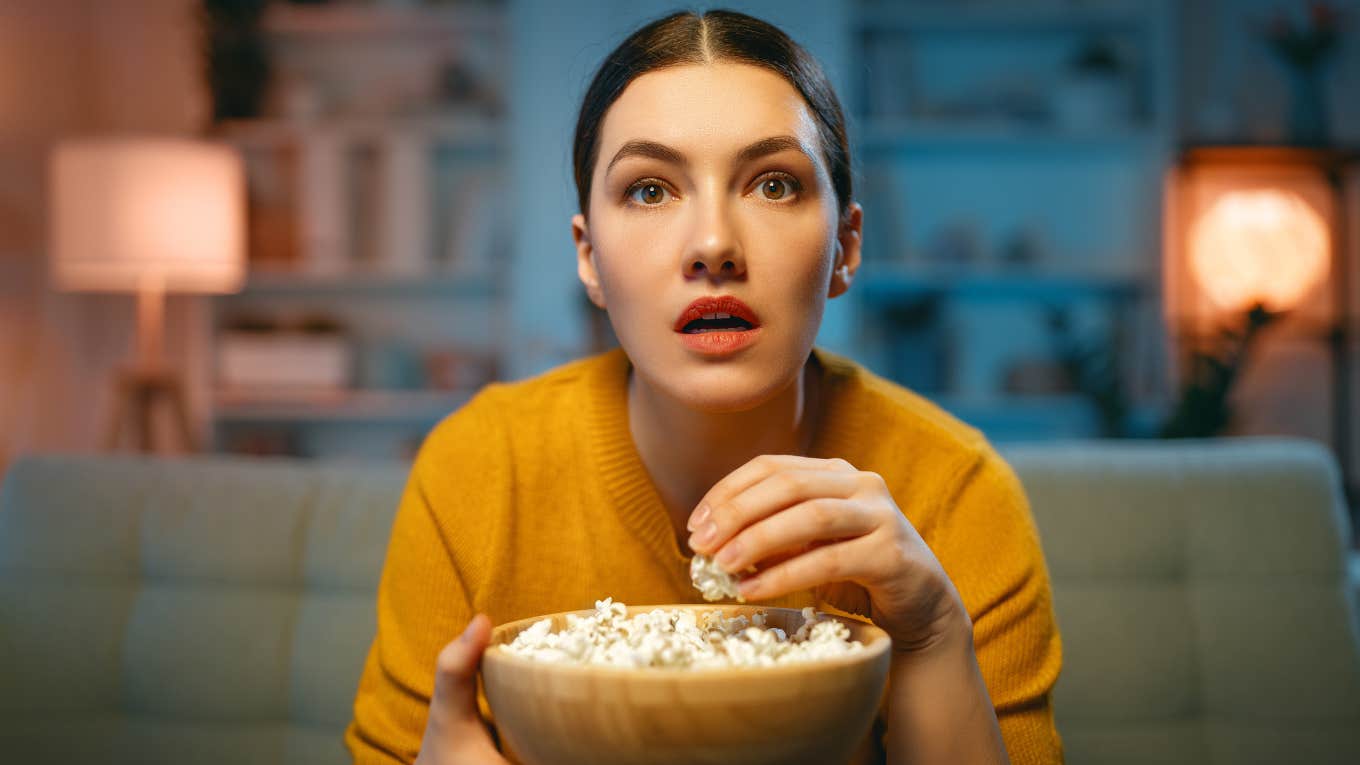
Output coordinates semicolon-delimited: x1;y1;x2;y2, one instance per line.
571;9;853;222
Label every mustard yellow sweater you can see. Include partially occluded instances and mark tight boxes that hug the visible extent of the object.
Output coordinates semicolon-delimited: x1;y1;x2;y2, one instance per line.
345;347;1064;764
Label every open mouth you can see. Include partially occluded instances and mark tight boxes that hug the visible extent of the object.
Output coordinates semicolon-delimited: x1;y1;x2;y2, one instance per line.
681;313;755;334
673;296;761;334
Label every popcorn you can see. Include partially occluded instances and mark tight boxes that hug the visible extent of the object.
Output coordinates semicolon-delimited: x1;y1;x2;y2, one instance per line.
690;553;746;602
499;599;863;669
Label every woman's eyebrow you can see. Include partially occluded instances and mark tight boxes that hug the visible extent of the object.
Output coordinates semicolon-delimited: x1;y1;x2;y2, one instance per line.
604;135;814;177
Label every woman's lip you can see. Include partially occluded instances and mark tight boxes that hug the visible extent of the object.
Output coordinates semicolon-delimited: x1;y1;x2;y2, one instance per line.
673;295;761;331
676;326;762;356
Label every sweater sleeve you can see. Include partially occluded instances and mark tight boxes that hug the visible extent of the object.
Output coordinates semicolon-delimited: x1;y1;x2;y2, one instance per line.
344;391;505;764
933;447;1065;765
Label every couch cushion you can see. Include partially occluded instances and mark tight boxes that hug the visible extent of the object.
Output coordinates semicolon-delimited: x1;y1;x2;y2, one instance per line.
0;454;406;764
1004;437;1360;764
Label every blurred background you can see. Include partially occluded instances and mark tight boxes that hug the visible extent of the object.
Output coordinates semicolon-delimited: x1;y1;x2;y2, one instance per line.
1;0;1358;522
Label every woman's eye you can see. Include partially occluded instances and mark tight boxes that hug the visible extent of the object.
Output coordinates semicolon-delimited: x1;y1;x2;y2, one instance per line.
627;182;670;206
757;175;799;201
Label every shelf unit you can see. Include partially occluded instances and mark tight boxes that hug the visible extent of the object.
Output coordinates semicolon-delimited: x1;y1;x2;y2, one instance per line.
848;0;1175;441
207;0;510;460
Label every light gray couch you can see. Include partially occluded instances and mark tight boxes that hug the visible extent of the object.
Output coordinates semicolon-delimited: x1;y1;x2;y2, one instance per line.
2;438;1358;764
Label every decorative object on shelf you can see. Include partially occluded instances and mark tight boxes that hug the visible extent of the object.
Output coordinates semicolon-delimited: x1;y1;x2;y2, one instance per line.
877;295;949;394
202;0;271;122
423;348;499;391
260;0;507;122
50;138;246;452
1256;1;1343;146
360;339;425;390
375;131;433;276
923;219;984;270
297;131;350;274
1050;38;1132;131
443;167;508;276
997;223;1047;270
218;314;353;391
1002;358;1074;397
1041;306;1131;438
859;165;908;264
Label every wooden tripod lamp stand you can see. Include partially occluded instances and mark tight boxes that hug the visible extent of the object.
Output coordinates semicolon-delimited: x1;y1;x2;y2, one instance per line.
50;138;246;453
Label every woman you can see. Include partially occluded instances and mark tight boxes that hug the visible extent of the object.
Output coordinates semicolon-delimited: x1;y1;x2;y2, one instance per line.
346;9;1062;765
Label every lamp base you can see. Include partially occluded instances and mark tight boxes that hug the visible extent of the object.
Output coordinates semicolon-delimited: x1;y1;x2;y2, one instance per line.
103;366;196;453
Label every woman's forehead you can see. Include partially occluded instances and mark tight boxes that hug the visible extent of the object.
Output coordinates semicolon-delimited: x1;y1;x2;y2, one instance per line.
596;62;821;170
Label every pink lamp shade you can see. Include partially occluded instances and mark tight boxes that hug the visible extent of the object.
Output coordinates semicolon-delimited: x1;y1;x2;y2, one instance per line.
49;138;246;294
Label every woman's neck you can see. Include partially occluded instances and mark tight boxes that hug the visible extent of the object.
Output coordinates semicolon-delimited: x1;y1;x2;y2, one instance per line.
628;356;822;554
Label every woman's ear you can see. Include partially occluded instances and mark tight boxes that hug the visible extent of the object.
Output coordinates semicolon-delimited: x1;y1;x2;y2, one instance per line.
572;213;607;309
828;202;863;299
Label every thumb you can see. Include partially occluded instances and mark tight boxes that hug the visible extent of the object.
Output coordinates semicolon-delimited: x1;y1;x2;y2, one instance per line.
430;613;492;729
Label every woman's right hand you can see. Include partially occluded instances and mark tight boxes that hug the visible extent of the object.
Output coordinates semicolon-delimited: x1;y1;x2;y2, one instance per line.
414;614;509;765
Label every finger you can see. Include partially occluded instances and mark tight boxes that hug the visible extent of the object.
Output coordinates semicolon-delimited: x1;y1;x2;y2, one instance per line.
713;498;878;574
431;613;492;728
689;468;862;555
737;535;882;602
687;455;855;532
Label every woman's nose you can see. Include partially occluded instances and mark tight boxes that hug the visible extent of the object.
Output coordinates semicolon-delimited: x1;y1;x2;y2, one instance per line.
682;200;746;279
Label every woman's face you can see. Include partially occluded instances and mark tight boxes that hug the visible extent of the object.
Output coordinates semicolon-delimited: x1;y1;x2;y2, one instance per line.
573;62;862;413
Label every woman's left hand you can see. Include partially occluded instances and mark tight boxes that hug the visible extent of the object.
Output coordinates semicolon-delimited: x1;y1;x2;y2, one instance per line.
687;454;970;653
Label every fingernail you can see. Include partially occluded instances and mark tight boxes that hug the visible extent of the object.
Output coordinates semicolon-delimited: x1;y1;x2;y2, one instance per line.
689;521;716;549
687;503;711;532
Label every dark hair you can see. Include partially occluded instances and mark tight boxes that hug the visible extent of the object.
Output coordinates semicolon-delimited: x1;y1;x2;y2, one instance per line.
571;9;853;222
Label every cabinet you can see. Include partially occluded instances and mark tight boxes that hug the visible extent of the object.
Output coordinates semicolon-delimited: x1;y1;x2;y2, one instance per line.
848;0;1175;440
208;1;510;460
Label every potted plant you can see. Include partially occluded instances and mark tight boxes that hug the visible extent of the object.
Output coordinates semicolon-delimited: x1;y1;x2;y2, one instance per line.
1050;38;1132;132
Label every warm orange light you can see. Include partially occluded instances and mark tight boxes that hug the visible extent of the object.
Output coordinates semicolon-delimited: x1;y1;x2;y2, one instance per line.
1188;189;1330;313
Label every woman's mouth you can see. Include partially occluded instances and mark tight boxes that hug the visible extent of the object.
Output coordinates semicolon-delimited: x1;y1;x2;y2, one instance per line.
674;296;762;355
680;313;755;333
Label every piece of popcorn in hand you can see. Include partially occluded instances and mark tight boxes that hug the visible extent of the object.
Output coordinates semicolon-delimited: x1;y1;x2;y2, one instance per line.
690;553;747;602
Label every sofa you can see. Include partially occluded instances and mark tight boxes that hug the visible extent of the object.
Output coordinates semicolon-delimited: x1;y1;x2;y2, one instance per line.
2;438;1358;764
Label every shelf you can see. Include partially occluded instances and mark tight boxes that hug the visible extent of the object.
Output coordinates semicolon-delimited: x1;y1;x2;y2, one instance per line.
936;392;1093;414
213;388;473;424
858;266;1150;303
226;268;500;297
215;115;504;149
856;0;1147;34
262;2;505;39
856;119;1162;152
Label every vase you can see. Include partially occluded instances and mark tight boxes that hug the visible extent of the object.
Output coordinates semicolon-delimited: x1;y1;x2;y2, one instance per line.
1285;64;1330;146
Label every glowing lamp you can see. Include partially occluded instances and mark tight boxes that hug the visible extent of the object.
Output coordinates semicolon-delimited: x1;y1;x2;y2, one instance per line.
48;137;247;451
1188;189;1330;313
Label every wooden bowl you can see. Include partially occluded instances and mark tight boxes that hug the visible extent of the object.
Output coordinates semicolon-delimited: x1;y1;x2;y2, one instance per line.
482;604;891;765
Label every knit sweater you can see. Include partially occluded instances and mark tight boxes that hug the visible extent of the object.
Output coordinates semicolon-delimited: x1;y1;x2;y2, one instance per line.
345;347;1064;764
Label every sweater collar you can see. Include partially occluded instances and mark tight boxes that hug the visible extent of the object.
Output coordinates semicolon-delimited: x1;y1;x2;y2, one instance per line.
581;347;871;579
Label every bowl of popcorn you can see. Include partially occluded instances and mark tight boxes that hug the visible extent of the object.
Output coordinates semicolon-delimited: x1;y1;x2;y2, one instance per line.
481;572;892;765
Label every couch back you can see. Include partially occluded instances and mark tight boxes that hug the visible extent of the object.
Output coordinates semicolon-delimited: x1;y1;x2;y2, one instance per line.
0;455;406;765
1005;438;1360;764
2;439;1358;764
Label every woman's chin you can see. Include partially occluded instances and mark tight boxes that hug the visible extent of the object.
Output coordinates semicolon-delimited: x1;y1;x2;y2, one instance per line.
655;361;798;414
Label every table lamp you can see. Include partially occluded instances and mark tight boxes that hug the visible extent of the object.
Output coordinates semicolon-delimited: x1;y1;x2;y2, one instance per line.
1165;145;1353;462
49;137;246;452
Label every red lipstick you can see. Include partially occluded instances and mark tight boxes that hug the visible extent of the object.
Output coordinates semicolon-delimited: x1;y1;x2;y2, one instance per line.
673;296;762;356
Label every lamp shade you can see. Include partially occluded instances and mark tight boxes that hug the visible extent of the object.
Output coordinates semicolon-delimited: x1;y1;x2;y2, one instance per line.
49;138;246;293
1188;188;1330;313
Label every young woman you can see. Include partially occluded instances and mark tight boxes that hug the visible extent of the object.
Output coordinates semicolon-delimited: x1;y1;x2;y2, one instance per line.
346;9;1062;765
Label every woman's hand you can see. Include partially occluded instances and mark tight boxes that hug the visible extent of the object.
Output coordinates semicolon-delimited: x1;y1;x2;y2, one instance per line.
687;454;970;653
415;614;509;765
